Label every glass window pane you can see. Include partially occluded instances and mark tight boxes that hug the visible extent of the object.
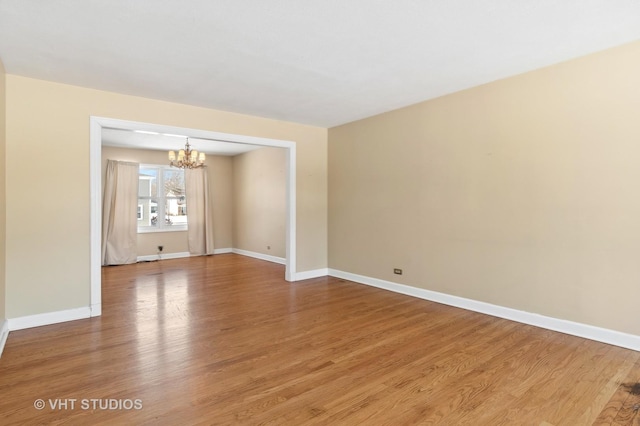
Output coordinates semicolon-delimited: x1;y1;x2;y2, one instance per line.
139;168;157;196
137;198;154;226
164;169;185;198
166;198;187;226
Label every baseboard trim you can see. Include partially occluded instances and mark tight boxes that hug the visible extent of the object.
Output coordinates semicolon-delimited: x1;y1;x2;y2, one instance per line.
295;268;329;281
328;269;640;352
137;251;191;262
213;248;233;254
137;248;234;262
8;307;92;331
0;320;9;358
137;248;286;266
91;303;102;317
232;248;286;265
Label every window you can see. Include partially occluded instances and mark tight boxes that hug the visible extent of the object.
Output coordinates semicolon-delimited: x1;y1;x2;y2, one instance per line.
138;164;187;233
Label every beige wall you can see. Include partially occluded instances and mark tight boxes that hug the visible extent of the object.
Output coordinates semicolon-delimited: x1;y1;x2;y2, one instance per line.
329;41;640;336
101;146;234;256
233;147;287;258
0;59;6;322
210;154;234;251
5;76;327;318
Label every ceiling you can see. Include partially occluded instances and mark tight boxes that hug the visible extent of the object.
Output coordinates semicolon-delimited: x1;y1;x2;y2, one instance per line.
102;127;263;156
1;1;639;128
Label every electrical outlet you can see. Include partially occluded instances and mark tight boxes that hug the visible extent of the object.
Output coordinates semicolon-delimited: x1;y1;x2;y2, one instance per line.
158;245;164;252
393;268;403;275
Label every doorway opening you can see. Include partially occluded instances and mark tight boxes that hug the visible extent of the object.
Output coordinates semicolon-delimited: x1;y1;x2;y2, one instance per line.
89;116;297;317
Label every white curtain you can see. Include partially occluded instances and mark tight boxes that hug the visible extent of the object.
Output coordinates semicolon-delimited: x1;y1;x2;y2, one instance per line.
185;167;215;255
102;160;139;265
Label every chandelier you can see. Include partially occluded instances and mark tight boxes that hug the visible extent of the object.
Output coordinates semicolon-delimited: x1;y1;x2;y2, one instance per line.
168;138;205;169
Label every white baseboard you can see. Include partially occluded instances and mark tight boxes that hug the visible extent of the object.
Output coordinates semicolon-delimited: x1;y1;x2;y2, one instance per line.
137;251;191;262
232;248;286;265
213;248;233;254
295;268;329;281
8;307;92;331
137;248;235;262
228;250;325;281
91;303;102;317
328;269;640;352
0;320;8;358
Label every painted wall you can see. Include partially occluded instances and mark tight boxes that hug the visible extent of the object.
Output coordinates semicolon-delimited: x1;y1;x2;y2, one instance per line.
233;147;286;258
0;59;6;323
5;76;327;318
101;146;234;256
329;41;640;336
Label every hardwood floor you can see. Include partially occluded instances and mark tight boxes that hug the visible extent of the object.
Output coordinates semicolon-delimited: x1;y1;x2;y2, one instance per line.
1;254;639;425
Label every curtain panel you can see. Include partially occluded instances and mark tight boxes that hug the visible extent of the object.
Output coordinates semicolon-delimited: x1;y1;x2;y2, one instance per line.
185;167;215;255
102;160;139;265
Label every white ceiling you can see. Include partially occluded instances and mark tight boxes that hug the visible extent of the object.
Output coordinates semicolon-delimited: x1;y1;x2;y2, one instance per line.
1;1;639;128
102;127;263;156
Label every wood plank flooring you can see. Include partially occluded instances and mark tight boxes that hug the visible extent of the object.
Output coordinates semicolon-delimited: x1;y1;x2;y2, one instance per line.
1;254;639;425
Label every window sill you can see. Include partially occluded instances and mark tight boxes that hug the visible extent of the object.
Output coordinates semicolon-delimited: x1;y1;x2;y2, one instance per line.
137;227;188;234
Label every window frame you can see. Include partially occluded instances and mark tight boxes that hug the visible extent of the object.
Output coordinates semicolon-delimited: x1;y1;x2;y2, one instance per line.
137;164;188;234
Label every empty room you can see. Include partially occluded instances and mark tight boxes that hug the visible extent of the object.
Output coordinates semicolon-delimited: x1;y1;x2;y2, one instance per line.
1;1;640;424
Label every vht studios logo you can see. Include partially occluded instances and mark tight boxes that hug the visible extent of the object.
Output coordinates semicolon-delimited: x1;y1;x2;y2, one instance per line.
34;398;143;410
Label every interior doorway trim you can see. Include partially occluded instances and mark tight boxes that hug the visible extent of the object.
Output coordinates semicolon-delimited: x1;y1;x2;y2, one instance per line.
90;116;297;317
